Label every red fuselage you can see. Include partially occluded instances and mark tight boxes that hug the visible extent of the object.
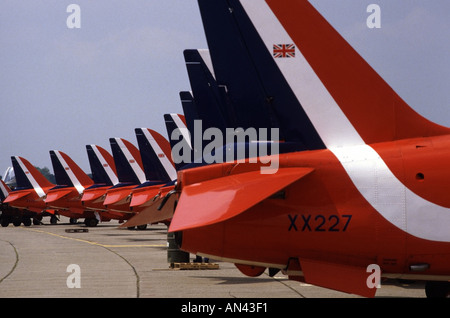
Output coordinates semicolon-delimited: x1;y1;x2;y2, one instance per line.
176;135;450;281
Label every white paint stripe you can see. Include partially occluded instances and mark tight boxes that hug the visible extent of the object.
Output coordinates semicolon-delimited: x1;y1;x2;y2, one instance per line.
241;0;364;148
331;144;450;242
53;151;85;194
141;129;177;182
0;181;10;198
170;113;192;148
197;49;216;80
90;145;119;185
241;0;450;242
115;138;146;184
15;156;46;198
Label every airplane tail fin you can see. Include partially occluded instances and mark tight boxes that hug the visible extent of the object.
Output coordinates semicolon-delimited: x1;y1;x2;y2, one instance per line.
49;150;93;194
10;156;54;198
198;0;449;148
0;179;11;202
135;128;177;183
109;138;146;185
183;49;230;131
179;91;197;143
164;113;193;170
86;145;118;186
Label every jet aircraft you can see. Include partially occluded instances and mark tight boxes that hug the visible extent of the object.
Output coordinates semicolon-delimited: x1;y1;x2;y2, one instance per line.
103;131;176;227
3;156;58;225
120;125;181;228
81;144;121;222
44;150;99;226
167;0;450;298
102;137;146;215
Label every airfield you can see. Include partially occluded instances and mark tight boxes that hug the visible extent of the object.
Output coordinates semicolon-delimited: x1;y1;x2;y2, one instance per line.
0;216;428;300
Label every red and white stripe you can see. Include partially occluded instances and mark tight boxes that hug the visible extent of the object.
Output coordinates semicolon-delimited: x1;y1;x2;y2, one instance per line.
240;0;450;242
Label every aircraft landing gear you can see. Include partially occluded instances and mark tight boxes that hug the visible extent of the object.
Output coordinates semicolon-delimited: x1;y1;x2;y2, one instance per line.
425;281;450;298
22;217;32;227
50;215;59;225
0;215;33;227
1;215;10;227
84;217;98;227
127;224;148;230
12;217;22;227
33;216;42;225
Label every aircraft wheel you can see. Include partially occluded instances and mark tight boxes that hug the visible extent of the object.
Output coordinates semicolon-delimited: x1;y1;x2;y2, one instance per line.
85;218;98;227
22;217;32;227
137;224;147;230
1;218;10;227
13;218;22;227
425;281;450;298
70;218;78;224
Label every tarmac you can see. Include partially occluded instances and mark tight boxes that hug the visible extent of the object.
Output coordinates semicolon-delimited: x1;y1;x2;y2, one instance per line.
0;216;428;301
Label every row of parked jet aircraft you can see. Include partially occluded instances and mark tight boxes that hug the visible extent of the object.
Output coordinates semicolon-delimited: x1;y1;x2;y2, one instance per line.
1;0;449;298
0;125;180;228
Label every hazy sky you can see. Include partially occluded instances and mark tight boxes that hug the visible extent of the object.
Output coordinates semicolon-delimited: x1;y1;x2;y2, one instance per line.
1;0;449;176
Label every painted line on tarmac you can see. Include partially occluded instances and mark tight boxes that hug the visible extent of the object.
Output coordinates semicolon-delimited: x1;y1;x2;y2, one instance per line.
0;240;19;284
18;226;162;298
22;227;166;248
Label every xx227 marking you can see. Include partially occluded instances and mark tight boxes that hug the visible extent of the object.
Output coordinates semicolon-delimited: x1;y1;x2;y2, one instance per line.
288;214;352;232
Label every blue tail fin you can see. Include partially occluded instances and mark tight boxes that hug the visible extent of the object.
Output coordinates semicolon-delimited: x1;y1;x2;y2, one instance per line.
11;156;53;196
135;128;177;183
0;179;11;202
183;49;230;131
197;0;324;149
164;113;192;170
86;145;118;186
109;138;146;185
49;150;93;194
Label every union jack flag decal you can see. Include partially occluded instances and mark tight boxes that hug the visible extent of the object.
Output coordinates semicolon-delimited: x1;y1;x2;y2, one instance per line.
273;44;296;58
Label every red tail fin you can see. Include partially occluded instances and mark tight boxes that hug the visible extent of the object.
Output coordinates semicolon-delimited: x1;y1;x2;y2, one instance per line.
50;150;93;192
239;0;450;146
11;156;54;197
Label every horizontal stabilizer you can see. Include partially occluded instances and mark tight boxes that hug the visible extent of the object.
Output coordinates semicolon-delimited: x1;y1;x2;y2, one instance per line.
103;191;130;206
300;259;377;298
81;188;107;202
45;189;73;203
119;194;175;228
3;190;30;203
169;167;313;232
129;187;161;207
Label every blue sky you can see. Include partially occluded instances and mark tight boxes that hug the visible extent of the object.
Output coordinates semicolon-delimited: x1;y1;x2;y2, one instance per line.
1;0;449;175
